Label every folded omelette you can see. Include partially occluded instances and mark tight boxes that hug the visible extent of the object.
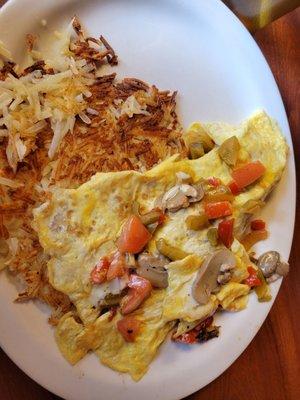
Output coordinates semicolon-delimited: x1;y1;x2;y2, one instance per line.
33;110;288;380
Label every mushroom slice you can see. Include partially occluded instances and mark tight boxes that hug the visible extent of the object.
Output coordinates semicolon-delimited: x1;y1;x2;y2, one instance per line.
276;261;289;277
161;186;189;212
179;183;204;203
217;271;231;285
189;183;205;203
161;185;180;203
180;184;198;198
137;253;169;288
256;251;289;284
217;262;235;285
266;273;281;284
158;181;204;214
167;191;190;212
257;251;280;278
192;249;236;305
176;171;192;184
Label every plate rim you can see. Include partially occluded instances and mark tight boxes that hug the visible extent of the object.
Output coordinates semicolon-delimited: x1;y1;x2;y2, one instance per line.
0;0;296;399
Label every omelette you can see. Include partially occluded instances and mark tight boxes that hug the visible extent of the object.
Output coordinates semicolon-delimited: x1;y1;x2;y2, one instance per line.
33;110;289;380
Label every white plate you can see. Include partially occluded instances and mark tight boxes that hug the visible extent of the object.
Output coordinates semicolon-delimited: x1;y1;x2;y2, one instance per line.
0;0;296;399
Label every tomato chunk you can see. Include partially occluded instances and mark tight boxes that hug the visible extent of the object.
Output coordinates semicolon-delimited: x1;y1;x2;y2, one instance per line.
218;218;234;248
121;275;152;315
251;219;266;231
173;317;215;344
117;215;151;254
90;257;110;284
107;251;127;281
232;161;265;189
204;201;232;219
174;330;198;344
244;266;262;287
207;177;221;187
228;180;240;195
117;315;141;342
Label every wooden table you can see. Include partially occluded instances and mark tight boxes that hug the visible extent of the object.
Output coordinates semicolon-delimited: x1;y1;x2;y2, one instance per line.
0;4;299;400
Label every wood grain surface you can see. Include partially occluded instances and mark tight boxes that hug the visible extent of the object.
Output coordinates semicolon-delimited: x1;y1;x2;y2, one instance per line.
0;3;299;400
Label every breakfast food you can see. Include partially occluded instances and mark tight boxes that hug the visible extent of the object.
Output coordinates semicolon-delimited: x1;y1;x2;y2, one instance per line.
0;18;184;324
0;18;289;380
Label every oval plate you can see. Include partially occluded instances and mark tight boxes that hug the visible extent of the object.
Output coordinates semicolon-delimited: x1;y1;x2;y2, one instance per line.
0;0;296;399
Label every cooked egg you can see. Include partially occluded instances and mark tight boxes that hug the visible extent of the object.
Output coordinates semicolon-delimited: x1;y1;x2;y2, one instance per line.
33;110;288;379
55;289;174;381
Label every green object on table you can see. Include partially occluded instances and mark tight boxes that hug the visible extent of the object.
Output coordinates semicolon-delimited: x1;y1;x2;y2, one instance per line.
222;0;300;31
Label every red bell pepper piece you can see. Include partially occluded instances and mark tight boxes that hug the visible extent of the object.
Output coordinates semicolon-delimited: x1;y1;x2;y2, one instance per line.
204;201;232;219
218;218;234;248
232;161;265;190
207;177;221;187
228;180;240;195
244;266;262;287
251;219;266;231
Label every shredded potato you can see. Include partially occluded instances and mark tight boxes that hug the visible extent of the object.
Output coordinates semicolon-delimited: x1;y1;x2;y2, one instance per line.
0;17;185;324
